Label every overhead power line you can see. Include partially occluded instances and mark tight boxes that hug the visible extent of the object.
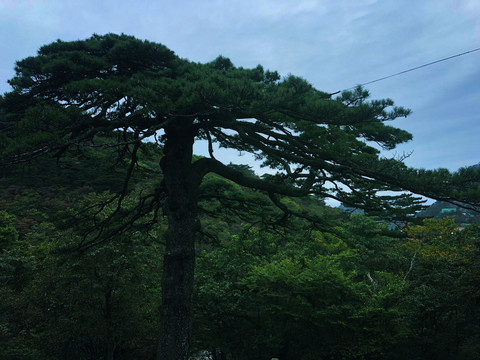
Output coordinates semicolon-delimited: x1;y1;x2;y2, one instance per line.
329;46;480;96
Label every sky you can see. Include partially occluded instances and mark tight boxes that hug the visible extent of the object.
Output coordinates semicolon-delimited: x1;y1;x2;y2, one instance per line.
1;0;479;173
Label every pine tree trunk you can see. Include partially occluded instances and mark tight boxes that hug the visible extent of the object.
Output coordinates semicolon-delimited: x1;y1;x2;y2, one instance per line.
158;124;199;360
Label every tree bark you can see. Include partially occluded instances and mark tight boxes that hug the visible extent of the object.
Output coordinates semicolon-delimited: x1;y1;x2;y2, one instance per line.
158;123;199;360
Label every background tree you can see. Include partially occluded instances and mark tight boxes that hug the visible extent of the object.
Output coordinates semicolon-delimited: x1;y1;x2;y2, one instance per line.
398;220;480;359
1;33;480;360
193;214;411;360
0;211;18;250
0;144;165;360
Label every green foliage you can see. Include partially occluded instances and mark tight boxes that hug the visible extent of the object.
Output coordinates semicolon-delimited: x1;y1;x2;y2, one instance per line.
0;174;164;359
1;145;480;359
396;220;480;359
0;211;18;249
192;215;480;360
0;129;166;358
342;214;407;274
3;33;476;217
193;220;408;359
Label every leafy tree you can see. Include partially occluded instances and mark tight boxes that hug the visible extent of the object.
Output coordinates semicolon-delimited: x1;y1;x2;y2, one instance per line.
1;33;480;359
193;216;411;360
0;211;18;250
455;225;480;359
0;210;37;359
398;220;480;359
0;190;164;360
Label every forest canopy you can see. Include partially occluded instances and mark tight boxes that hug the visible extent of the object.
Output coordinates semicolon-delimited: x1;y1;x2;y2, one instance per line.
1;145;480;360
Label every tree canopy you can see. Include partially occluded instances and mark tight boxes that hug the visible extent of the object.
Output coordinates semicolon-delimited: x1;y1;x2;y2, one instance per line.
2;163;480;359
1;33;480;360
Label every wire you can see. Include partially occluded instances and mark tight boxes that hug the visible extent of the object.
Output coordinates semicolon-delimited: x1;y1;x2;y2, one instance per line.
329;47;480;96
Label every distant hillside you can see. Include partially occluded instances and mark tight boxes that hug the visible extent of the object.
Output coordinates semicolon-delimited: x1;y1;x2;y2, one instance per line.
417;162;480;225
417;200;480;225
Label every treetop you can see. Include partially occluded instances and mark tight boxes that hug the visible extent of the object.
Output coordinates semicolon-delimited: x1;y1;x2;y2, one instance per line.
1;33;479;217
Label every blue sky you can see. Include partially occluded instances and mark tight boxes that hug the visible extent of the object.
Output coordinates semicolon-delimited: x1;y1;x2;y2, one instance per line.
1;0;479;172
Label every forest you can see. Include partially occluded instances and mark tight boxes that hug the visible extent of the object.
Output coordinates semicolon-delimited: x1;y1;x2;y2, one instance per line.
1;34;480;360
1;142;480;360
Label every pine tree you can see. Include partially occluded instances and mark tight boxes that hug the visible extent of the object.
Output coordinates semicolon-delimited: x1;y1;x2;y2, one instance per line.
1;33;479;360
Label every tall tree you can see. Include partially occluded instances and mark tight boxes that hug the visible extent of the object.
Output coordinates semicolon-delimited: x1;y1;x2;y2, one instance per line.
1;33;479;360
